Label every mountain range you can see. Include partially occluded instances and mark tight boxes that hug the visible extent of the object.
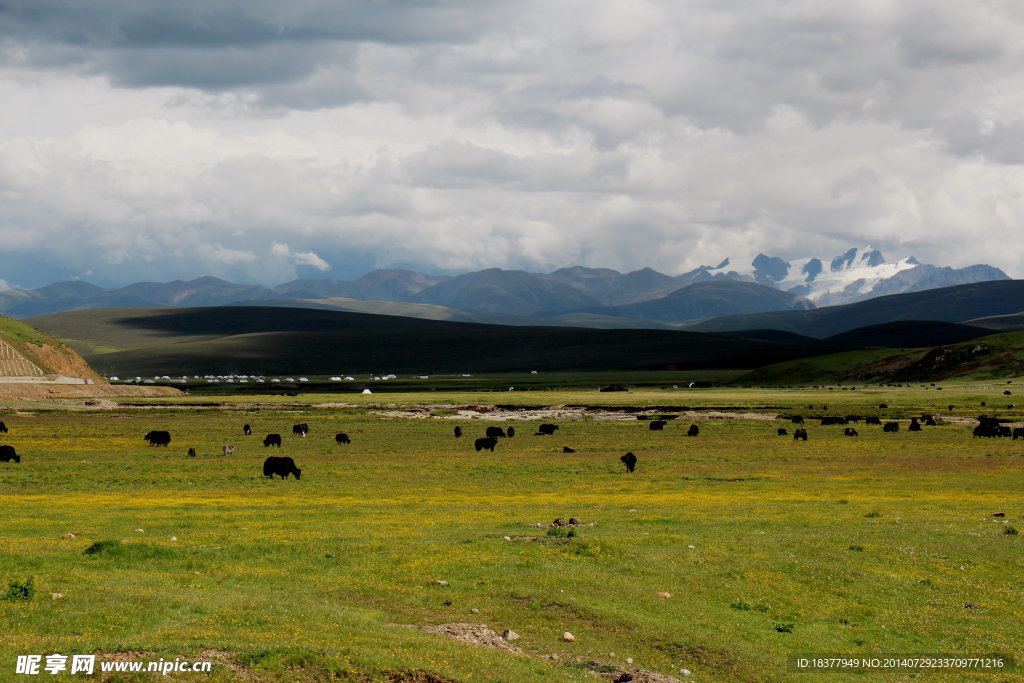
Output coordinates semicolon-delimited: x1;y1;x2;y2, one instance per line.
0;247;1009;327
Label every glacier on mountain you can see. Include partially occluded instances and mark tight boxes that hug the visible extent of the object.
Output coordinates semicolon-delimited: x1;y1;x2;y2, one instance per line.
677;247;1007;306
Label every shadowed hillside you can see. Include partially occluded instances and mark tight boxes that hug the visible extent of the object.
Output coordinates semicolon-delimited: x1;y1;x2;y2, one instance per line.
28;306;830;377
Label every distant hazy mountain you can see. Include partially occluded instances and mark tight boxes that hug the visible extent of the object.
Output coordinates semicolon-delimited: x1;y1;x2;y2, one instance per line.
0;247;1010;321
579;280;815;322
411;268;603;316
678;247;1008;305
547;266;683;305
687;280;1024;338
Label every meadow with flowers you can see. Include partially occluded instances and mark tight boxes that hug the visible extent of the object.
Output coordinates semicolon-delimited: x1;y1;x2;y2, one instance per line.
0;382;1021;681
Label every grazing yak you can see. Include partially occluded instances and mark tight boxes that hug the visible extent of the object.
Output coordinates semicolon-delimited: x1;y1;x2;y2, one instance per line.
243;424;252;436
793;428;808;441
908;418;922;432
335;433;351;444
223;445;236;456
263;433;282;447
865;416;881;425
0;445;19;463
1013;427;1024;440
145;430;171;447
820;416;847;426
454;426;463;438
292;423;309;437
536;423;559;435
883;422;899;433
777;428;788;436
263;456;301;480
620;452;637;473
0;421;6;433
486;426;507;439
507;427;515;438
687;424;700;437
845;415;861;423
649;420;666;431
790;416;804;424
474;437;497;452
562;446;576;453
844;428;859;437
187;447;197;457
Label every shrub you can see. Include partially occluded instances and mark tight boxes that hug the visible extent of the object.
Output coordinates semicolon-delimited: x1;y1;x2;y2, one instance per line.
2;577;35;601
1004;526;1018;536
773;623;794;633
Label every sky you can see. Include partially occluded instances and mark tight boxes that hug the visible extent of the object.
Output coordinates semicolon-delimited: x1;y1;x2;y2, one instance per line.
0;0;1022;289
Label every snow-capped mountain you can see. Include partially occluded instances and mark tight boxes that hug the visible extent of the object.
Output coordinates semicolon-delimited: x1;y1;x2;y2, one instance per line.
677;247;1009;306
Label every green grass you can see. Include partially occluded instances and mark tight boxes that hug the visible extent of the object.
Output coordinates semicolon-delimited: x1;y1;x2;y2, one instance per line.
735;331;1024;386
0;385;1022;680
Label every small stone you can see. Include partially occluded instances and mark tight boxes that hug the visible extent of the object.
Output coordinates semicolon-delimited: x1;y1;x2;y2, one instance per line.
681;668;692;676
435;580;449;585
553;518;568;526
568;517;582;525
325;553;335;558
626;657;633;664
503;536;511;540
62;533;75;539
51;593;63;600
657;591;672;599
470;608;479;614
135;528;144;533
628;509;637;512
687;545;695;548
609;652;616;658
562;632;575;642
170;536;177;541
503;629;520;641
443;600;453;607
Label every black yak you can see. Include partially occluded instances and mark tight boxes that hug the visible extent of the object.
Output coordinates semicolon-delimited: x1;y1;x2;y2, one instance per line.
620;452;637;472
263;456;301;480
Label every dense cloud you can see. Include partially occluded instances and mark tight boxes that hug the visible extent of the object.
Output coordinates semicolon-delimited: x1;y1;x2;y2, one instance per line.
0;0;1022;287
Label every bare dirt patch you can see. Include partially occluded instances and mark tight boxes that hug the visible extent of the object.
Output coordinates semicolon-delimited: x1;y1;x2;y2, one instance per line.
396;623;524;655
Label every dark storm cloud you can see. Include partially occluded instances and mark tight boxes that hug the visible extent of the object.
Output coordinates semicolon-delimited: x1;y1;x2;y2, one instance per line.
0;0;502;92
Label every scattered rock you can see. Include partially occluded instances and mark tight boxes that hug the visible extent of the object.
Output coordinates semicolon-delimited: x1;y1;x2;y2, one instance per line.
325;553;335;558
169;536;177;541
435;580;449;586
51;593;63;600
657;592;672;599
502;629;520;641
470;608;479;614
568;517;582;525
626;658;633;664
964;603;981;609
562;632;576;642
62;533;76;539
553;518;569;527
680;669;692;676
135;529;144;534
503;536;511;541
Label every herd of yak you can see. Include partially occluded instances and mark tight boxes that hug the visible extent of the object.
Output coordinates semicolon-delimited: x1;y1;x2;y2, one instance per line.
0;405;1022;477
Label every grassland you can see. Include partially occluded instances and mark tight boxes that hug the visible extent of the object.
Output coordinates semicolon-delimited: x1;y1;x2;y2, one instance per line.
0;383;1023;681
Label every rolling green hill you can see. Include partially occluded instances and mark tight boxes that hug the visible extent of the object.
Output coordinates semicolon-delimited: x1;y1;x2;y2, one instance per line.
733;330;1024;385
28;306;827;377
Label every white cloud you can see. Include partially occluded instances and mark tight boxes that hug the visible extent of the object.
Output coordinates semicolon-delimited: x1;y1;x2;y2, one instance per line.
271;243;331;272
0;1;1021;286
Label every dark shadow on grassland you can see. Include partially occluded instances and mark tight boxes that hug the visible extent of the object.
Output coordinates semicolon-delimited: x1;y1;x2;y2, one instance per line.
76;306;835;376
